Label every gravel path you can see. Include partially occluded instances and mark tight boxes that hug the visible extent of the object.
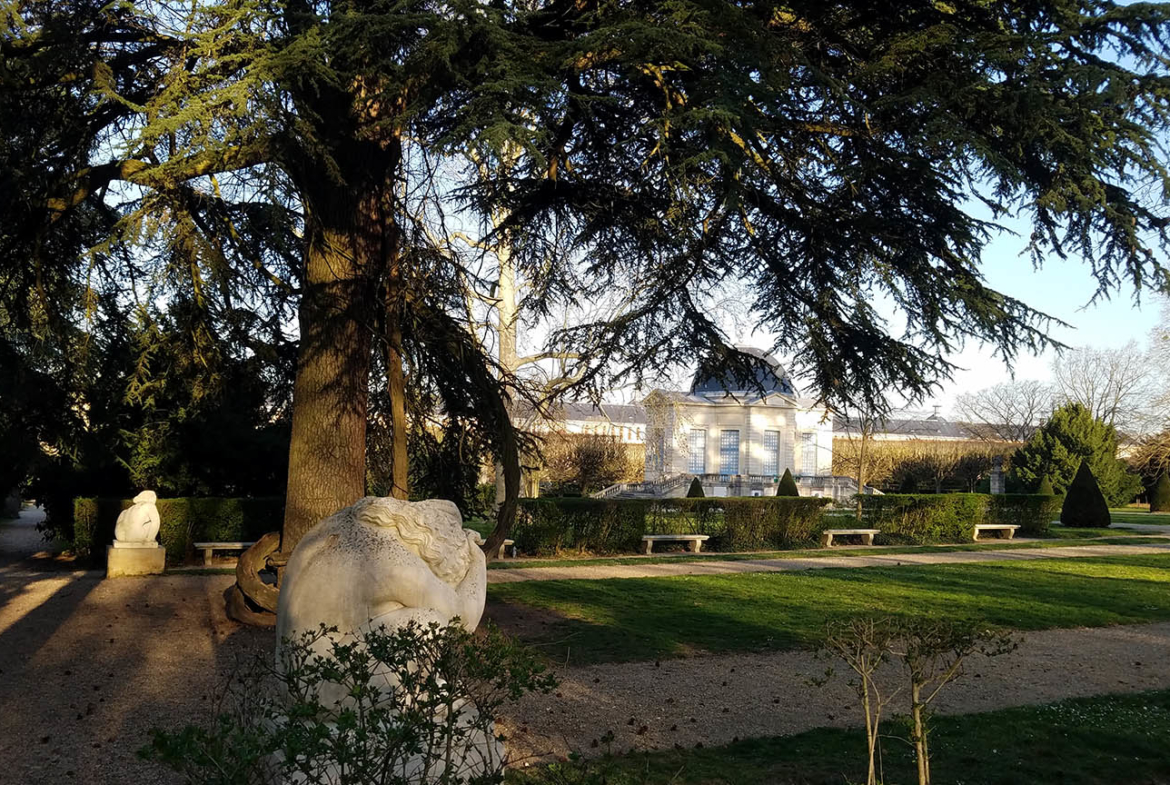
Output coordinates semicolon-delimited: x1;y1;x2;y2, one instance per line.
503;621;1170;763
487;542;1170;583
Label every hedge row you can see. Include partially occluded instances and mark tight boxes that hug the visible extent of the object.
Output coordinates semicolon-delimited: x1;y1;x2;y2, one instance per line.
856;493;1062;542
73;497;283;562
511;497;832;555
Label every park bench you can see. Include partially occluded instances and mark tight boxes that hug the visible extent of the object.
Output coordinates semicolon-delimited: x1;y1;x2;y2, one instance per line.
496;539;515;559
641;534;710;554
972;524;1020;542
194;541;256;566
820;528;880;548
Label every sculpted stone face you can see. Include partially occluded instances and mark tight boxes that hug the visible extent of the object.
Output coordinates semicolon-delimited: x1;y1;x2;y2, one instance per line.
113;490;161;545
273;497;497;777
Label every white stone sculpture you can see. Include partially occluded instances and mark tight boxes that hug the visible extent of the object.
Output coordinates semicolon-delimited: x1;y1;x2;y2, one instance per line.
275;496;496;778
106;490;165;576
113;490;162;547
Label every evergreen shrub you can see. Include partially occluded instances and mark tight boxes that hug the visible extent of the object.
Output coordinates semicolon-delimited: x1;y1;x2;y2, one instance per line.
1061;461;1111;527
686;477;705;498
73;496;283;562
777;468;800;496
1150;474;1170;513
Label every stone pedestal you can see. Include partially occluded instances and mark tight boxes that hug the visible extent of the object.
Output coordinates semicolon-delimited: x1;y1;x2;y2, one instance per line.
107;542;166;577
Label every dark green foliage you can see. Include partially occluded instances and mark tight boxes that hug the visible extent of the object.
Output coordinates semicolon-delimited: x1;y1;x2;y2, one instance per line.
1037;476;1056;496
73;497;283;562
142;621;554;784
777;469;800;497
1011;403;1142;508
511;497;830;555
511;499;652;556
1062;462;1111;528
986;494;1064;536
403;416;494;520
686;477;705;498
858;494;988;543
1151;474;1170;513
857;493;1060;542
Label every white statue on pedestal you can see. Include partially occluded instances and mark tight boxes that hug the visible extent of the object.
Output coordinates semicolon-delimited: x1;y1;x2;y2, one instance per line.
275;496;497;778
113;490;161;548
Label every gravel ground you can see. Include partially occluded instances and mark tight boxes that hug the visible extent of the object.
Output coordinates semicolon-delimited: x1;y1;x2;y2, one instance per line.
487;542;1170;583
2;509;1168;782
503;621;1170;764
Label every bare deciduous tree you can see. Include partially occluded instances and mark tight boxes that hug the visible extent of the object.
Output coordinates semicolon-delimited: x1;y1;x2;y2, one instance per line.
954;380;1053;442
1052;343;1159;435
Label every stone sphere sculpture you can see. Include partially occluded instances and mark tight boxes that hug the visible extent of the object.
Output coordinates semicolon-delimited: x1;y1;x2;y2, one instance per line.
113;490;161;546
275;496;496;778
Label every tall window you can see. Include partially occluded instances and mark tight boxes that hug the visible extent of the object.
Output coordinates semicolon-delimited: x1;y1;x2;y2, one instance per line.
762;430;780;476
801;432;817;476
688;429;707;474
720;430;740;475
647;428;665;472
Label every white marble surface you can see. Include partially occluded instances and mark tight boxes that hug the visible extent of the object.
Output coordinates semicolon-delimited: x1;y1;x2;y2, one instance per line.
113;491;160;546
275;496;497;776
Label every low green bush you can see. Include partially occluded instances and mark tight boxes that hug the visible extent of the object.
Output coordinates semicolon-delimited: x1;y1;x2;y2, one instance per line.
72;496;283;562
858;492;1065;542
858;494;986;543
512;498;651;555
986;493;1063;535
512;496;830;555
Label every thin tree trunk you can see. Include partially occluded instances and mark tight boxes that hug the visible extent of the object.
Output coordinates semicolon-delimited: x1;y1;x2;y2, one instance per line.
494;226;518;509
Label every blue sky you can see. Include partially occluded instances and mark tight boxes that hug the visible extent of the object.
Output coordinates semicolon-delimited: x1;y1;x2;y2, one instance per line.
935;214;1163;414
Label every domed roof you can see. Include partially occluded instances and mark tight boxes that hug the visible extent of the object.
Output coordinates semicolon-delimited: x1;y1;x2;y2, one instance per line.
691;347;796;396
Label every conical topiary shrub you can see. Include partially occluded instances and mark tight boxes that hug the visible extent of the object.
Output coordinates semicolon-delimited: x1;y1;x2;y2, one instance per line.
1036;476;1055;495
1151;473;1170;513
1061;460;1110;527
686;477;705;498
777;468;800;497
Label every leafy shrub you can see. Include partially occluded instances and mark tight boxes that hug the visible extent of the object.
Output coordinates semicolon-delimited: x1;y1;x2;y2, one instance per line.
1151;473;1170;513
512;498;651;555
986;494;1062;535
512;497;829;554
777;468;800;496
704;497;829;550
142;621;555;785
686;477;705;498
1061;461;1110;527
73;496;283;562
858;493;1060;542
857;494;987;543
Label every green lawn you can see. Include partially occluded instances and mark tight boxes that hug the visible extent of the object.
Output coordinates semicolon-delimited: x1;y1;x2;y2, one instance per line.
1109;509;1170;526
488;531;1161;570
487;554;1170;664
510;690;1170;785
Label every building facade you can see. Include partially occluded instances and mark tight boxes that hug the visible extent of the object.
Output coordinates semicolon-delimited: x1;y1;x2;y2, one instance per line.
641;348;836;496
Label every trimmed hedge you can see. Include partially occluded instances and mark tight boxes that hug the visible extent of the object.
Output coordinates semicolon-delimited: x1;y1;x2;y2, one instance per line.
73;497;283;562
858;493;1063;543
511;497;831;555
986;494;1063;535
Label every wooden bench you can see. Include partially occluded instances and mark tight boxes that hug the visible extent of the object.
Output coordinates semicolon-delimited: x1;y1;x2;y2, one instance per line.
820;528;880;548
972;524;1020;542
496;539;515;560
641;534;710;554
194;541;256;566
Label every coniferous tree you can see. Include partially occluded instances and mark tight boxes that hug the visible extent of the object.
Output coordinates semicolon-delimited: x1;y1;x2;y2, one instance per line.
777;469;800;497
1036;476;1056;496
686;477;705;498
1151;474;1170;513
1010;404;1142;507
1061;461;1111;528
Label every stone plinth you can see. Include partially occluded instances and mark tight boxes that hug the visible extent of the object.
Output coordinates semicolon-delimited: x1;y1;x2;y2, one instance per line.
107;543;166;577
